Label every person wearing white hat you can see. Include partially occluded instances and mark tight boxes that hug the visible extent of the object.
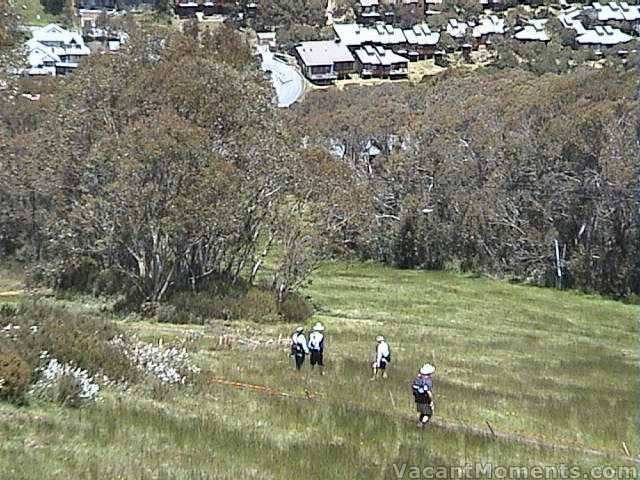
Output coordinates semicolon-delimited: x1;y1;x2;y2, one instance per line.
290;326;309;370
308;322;325;375
370;335;391;380
412;363;435;427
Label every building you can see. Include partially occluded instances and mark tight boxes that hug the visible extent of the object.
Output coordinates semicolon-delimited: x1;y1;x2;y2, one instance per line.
480;0;505;11
472;15;506;44
333;23;407;49
76;0;116;8
78;0;157;8
402;23;440;58
446;18;475;41
424;0;443;12
25;24;91;76
354;44;409;78
25;40;60;76
575;25;633;45
83;26;129;52
294;40;356;84
513;19;550;42
256;32;277;50
175;0;224;17
357;0;382;24
558;7;587;35
586;2;640;23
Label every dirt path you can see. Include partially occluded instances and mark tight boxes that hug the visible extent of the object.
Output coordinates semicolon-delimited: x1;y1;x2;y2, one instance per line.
0;290;24;297
205;374;637;464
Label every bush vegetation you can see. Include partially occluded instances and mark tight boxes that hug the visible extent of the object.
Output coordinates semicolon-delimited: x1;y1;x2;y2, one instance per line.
293;68;639;300
0;347;31;403
164;285;312;324
0;302;136;385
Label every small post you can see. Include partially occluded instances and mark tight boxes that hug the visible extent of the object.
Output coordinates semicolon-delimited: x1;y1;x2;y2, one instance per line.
622;441;630;457
554;239;562;289
485;420;497;439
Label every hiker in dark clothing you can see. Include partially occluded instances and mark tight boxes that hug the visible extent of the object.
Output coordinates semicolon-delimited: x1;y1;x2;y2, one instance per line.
412;363;435;427
290;326;309;370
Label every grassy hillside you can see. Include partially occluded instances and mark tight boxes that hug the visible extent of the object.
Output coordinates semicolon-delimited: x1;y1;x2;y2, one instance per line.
13;0;61;26
0;262;637;479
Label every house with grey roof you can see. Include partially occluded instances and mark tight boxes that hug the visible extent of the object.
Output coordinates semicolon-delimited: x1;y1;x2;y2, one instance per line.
357;0;383;24
294;40;356;84
472;15;506;44
175;0;224;17
559;7;587;35
479;0;506;11
586;2;640;23
333;23;407;48
25;24;91;76
576;25;634;45
354;45;409;78
446;19;475;40
402;23;440;58
513;19;550;42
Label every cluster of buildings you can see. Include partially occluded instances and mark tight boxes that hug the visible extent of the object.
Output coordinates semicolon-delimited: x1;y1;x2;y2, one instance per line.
24;24;91;77
77;0;227;18
559;2;639;46
354;0;542;24
291;0;638;84
294;22;444;83
23;23;127;77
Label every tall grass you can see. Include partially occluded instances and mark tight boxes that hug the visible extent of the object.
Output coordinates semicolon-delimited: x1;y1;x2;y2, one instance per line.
0;262;637;478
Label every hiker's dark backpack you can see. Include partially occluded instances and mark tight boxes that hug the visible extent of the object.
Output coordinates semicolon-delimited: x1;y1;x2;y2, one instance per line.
290;333;303;355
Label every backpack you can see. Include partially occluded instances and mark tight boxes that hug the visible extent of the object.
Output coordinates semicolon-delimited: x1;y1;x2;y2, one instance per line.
385;344;391;363
290;333;303;355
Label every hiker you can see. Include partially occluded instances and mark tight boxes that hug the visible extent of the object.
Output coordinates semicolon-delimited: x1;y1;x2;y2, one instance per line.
412;363;435;428
290;326;309;370
371;335;391;380
308;322;325;375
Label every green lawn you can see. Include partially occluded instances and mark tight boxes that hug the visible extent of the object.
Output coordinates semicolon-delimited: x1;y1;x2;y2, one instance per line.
13;0;61;26
0;262;638;479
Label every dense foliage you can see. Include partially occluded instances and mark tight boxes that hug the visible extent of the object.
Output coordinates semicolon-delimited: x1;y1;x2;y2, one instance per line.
1;7;638;303
293;69;640;299
0;24;363;309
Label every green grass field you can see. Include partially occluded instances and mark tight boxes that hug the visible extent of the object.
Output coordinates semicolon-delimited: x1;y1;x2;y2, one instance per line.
0;262;638;479
13;0;61;26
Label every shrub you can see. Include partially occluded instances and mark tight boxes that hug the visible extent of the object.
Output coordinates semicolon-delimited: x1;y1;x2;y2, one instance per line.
30;357;100;408
165;285;281;324
278;293;314;323
0;348;31;403
53;257;100;292
233;288;279;323
109;335;200;385
0;301;137;384
92;268;129;297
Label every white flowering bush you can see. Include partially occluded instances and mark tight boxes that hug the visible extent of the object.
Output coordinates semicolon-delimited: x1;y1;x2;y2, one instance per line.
110;335;200;385
31;357;101;407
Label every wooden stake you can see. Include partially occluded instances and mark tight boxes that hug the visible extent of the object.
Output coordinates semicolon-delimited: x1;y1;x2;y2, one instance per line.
485;420;496;439
622;441;630;457
389;391;396;408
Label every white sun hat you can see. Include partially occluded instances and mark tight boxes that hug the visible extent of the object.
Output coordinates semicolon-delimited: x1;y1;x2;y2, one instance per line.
312;322;325;331
420;363;435;375
295;326;304;332
376;335;385;342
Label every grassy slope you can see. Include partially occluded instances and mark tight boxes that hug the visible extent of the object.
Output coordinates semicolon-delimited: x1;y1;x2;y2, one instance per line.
13;0;61;26
0;262;638;479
